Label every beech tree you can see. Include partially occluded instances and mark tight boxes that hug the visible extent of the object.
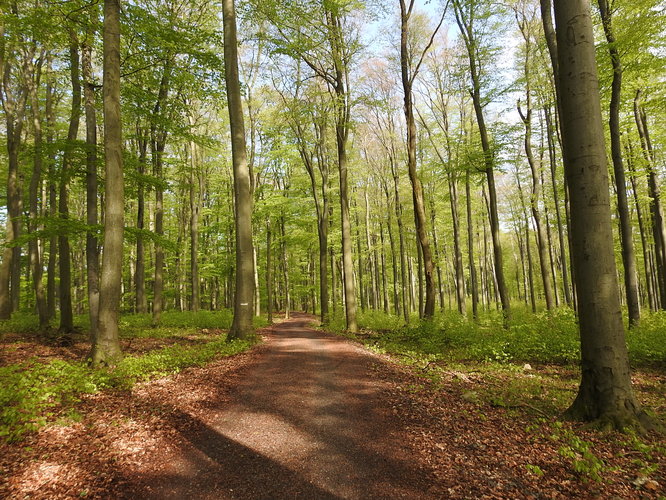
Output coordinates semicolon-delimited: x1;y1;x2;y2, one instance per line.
223;0;255;339
91;0;124;364
553;0;651;429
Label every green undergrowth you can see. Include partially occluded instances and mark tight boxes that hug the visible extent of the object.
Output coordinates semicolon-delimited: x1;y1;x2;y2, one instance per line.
0;309;268;338
326;307;665;484
0;311;259;443
328;307;666;367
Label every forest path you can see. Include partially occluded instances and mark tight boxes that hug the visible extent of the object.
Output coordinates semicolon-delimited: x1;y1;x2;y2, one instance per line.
128;313;438;499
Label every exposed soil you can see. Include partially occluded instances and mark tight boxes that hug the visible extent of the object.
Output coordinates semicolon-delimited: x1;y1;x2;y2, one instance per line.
1;314;664;499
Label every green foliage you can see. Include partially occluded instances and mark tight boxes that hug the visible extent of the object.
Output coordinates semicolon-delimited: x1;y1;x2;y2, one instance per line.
627;311;666;365
550;422;606;482
0;335;252;443
337;306;665;367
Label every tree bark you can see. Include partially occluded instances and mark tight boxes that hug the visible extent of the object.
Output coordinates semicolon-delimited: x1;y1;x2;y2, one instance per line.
58;36;82;333
82;35;100;338
91;0;124;365
223;0;255;339
27;50;48;329
554;0;651;429
400;0;436;319
151;61;171;326
135;126;148;313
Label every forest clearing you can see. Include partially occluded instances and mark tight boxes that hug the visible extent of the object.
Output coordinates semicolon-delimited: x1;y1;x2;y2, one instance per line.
1;0;666;497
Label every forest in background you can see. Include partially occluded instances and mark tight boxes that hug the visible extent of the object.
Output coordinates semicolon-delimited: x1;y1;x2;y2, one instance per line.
0;0;665;432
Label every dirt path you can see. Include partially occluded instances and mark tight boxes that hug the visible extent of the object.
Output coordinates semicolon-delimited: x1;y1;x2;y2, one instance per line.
127;314;436;499
3;314;663;499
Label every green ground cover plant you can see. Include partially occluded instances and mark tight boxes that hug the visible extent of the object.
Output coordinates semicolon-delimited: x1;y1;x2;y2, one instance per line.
0;311;259;443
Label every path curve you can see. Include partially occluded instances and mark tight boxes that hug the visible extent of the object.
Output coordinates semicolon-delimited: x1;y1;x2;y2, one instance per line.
128;314;437;499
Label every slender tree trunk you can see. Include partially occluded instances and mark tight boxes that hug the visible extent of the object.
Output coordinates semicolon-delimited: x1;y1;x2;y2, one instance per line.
91;0;124;365
554;0;650;429
379;223;389;313
135;127;148;313
465;170;478;319
598;0;640;325
447;173;466;314
58;37;82;333
82;36;100;338
45;56;57;320
266;220;273;322
280;217;290;319
626;139;657;310
188;129;200;312
151;61;171;326
384;189;400;316
517;42;555;310
400;0;436;318
634;90;666;309
27;53;48;329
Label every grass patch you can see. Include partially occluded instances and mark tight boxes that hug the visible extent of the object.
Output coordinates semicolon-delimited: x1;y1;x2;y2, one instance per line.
0;317;256;443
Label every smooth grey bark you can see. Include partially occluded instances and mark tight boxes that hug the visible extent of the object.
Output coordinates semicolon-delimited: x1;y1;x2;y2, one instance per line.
91;0;124;365
554;0;651;429
223;0;255;339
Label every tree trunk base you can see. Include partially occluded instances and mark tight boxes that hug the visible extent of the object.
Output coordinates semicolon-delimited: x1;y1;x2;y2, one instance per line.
563;395;661;434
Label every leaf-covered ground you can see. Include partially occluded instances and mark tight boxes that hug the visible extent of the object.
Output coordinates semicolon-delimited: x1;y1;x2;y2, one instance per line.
1;314;664;499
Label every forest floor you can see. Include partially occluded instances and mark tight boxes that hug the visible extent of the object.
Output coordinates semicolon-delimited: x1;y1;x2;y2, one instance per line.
1;313;664;499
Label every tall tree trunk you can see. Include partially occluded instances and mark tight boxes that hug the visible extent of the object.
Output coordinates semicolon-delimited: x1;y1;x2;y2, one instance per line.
454;1;510;324
135;126;148;313
151;61;171;326
0;31;28;319
27;52;48;329
448;173;466;315
626;139;657;310
516;17;555;311
324;7;357;332
465;170;479;319
400;0;437;319
224;0;255;338
280;217;290;319
58;37;82;333
266;220;272;323
544;106;571;305
597;0;640;325
634;90;666;309
91;0;124;365
379;222;389;313
554;0;650;429
82;36;100;338
188;127;200;312
45;55;57;320
392;164;410;324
